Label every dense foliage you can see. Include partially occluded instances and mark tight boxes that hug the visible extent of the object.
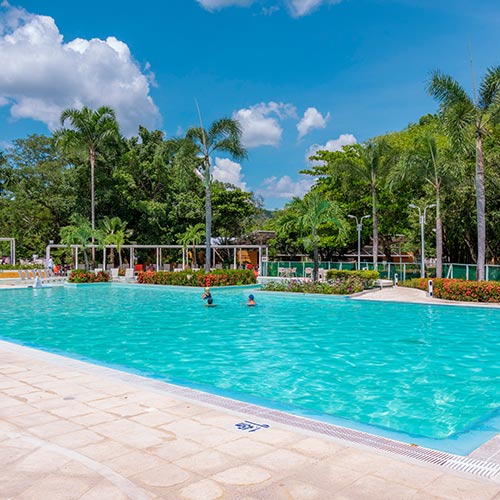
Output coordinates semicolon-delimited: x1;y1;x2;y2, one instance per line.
3;65;500;280
137;269;256;287
402;278;500;302
261;276;368;295
68;270;110;283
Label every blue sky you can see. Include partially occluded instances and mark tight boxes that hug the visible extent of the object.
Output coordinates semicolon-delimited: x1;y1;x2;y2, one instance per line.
1;0;500;208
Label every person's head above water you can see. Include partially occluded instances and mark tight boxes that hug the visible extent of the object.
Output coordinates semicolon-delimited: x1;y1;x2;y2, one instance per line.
205;287;210;291
249;294;254;300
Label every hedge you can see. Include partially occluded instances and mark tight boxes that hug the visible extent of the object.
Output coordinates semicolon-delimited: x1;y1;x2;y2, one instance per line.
68;270;110;283
261;276;367;295
137;269;256;287
401;277;500;303
326;269;379;281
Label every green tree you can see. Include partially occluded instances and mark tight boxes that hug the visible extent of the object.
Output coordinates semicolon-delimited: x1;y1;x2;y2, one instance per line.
178;223;205;268
304;141;390;266
428;67;500;280
59;214;94;270
55;106;120;256
96;216;132;268
283;191;345;281
182;118;247;272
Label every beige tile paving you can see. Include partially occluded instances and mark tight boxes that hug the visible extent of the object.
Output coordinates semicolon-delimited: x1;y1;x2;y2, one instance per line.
0;341;499;500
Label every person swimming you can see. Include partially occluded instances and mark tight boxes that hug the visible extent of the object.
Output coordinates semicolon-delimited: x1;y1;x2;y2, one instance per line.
247;294;256;306
201;287;211;300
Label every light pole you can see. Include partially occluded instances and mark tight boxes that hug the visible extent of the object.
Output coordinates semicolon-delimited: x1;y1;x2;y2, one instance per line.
348;214;371;270
409;203;436;278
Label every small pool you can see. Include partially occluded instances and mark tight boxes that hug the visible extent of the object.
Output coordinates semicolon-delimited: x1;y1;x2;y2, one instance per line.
1;284;499;454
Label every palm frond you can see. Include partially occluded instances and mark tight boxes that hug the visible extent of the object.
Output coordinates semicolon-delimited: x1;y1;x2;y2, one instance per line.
478;66;500;110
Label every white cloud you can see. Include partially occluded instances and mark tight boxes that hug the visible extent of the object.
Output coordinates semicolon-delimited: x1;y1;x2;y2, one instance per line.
297;107;329;139
0;3;160;136
306;133;357;162
257;175;314;200
233;101;297;148
196;0;255;10
196;0;342;17
212;157;247;190
286;0;341;17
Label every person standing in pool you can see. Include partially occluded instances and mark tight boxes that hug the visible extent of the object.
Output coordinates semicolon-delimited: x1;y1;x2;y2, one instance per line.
201;287;212;301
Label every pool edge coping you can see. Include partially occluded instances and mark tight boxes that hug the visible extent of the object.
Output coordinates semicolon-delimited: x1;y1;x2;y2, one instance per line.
1;339;499;481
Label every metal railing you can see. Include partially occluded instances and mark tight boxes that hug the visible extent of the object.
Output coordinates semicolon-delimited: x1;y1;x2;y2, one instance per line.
263;261;500;281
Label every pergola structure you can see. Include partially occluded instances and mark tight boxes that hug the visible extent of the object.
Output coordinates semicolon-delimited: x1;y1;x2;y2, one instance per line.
45;243;269;273
0;238;15;265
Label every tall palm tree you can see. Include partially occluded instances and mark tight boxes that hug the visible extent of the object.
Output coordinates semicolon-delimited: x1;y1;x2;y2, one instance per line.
55;106;119;260
178;223;205;268
182;118;247;272
428;67;500;280
305;141;389;267
284;191;345;282
96;216;132;268
388;132;464;278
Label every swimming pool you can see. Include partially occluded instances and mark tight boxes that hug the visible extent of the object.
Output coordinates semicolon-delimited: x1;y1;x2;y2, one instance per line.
1;284;499;453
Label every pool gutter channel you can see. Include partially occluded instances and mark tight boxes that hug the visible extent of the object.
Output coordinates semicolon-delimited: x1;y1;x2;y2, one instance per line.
1;340;499;481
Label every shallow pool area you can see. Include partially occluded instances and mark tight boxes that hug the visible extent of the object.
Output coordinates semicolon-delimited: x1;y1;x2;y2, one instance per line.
1;283;499;453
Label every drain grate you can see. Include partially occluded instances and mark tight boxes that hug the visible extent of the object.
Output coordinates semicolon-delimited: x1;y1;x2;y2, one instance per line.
159;380;500;480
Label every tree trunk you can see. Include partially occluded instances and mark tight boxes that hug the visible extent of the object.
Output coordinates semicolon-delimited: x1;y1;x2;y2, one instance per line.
90;146;96;264
476;134;486;281
434;183;443;278
372;183;378;268
205;169;212;273
313;230;319;282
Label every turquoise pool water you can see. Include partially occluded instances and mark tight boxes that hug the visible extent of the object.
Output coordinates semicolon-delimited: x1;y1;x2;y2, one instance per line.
1;284;499;450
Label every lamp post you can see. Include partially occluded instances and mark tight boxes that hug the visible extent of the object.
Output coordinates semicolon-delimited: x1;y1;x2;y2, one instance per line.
348;214;371;270
409;203;436;278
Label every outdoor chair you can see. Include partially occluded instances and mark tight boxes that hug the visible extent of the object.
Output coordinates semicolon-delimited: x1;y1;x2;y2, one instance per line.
110;268;119;280
124;268;135;280
304;267;313;278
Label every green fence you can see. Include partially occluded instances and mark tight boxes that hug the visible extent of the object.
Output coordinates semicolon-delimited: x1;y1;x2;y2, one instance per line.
263;262;500;281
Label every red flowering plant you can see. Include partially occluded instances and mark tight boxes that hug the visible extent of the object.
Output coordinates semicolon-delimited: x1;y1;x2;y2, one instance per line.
401;278;500;302
137;269;256;287
68;270;110;283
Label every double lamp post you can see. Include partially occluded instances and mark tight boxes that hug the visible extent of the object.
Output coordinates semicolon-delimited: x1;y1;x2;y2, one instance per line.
409;203;436;278
348;214;371;271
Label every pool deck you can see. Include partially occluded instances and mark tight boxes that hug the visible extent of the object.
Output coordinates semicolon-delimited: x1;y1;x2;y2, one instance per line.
1;286;500;499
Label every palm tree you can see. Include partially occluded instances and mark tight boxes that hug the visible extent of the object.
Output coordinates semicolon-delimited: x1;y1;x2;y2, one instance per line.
305;141;389;267
428;67;500;280
55;106;119;260
284;191;345;282
178;223;205;268
59;214;94;270
96;216;132;268
182;118;247;272
388;132;464;278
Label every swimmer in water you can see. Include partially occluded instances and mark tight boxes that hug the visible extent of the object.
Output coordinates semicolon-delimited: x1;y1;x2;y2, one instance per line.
201;286;211;300
205;297;217;307
247;294;256;306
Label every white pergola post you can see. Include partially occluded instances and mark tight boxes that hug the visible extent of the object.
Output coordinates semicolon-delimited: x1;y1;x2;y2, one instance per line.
159;248;162;271
156;248;160;271
258;246;262;275
103;247;107;270
233;248;237;269
74;247;78;269
130;247;134;269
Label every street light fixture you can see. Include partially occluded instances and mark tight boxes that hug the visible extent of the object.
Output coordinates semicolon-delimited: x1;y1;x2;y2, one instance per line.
409;203;436;278
348;214;371;270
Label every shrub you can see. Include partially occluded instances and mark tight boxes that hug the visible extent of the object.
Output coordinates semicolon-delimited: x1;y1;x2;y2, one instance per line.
137;269;256;287
401;277;500;303
68;270;110;283
326;269;379;288
261;276;366;295
0;263;44;270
